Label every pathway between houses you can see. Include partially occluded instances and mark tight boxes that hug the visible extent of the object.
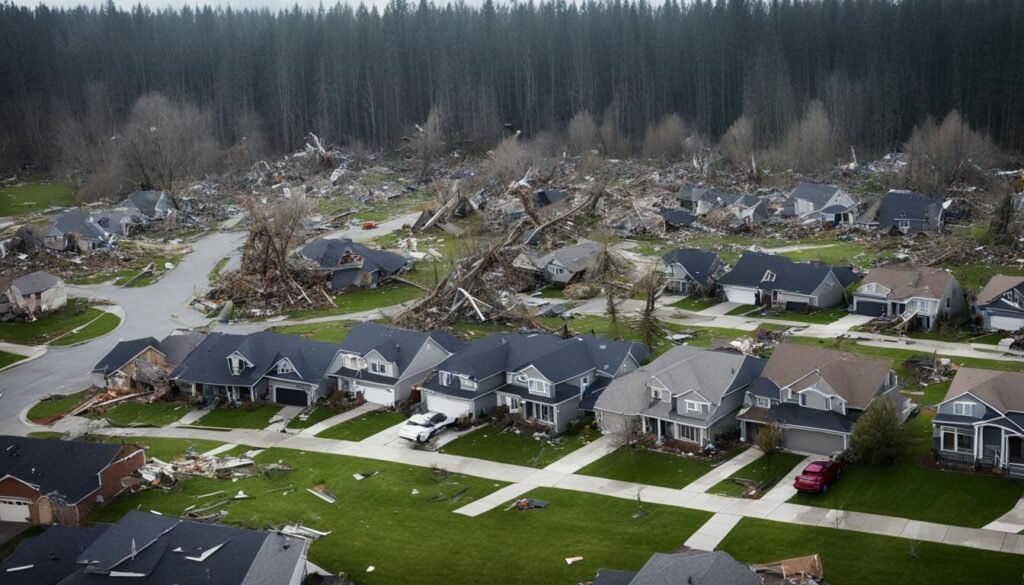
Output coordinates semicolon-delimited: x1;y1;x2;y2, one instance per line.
298;403;380;436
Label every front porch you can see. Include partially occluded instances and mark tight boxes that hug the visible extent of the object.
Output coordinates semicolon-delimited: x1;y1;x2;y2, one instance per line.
934;423;1024;474
643;415;706;448
192;383;258;405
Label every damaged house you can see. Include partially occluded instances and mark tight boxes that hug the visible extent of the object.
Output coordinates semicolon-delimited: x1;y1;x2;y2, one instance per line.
299;237;409;292
0;436;144;525
593;346;764;447
594;551;761;585
677;186;768;227
658;248;725;296
331;322;464;407
91;330;206;393
973;274;1024;332
521;241;607;285
781;182;859;226
864;190;946;234
419;333;648;432
717;252;858;310
737;344;908;455
0;271;67;320
120;190;178;220
45;210;119;252
851;265;963;330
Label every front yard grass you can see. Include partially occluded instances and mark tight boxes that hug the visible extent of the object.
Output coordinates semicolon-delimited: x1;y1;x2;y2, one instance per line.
0;350;27;369
670;296;721;312
726;304;757;316
789;413;1024;527
315;411;407;441
0;304;118;345
719;518;1024;585
105;402;191;427
577;445;744;489
0;181;74;215
50;310;120;345
287;284;423;320
707;452;807;497
440;425;601;468
193;405;283;429
26;390;93;423
753;306;848;324
285;406;342;429
91;447;713;585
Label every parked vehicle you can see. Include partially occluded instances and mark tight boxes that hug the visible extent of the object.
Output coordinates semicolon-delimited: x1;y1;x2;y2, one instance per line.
399;411;455;443
793;459;844;494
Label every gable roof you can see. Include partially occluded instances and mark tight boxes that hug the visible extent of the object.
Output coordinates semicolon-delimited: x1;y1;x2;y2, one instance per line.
542;241;604;273
658;208;696;227
92;337;162;375
123;190;175;218
170;331;340;387
49;210;110;241
337;322;463;374
717;252;855;294
977;274;1024;307
0;436;129;503
601;551;760;585
9;271;62;295
0;524;110;585
299;238;407;275
660;248;720;288
762;343;890;409
878;190;943;227
944;367;1024;413
786;182;841;209
859;265;954;300
157;331;207;365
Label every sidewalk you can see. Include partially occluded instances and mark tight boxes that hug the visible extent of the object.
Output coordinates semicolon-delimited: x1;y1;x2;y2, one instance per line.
984;495;1024;533
172;409;207;427
760;456;814;503
298;403;379;436
683;448;764;494
543;435;620;474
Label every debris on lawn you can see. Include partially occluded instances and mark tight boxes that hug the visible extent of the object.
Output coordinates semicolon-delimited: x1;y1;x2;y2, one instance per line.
902;355;954;384
564;556;583;565
307;484;338;504
751;554;824;585
353;471;380;481
280;523;332;541
410;488;420;495
507;498;549;511
135;452;287;487
232;490;253;500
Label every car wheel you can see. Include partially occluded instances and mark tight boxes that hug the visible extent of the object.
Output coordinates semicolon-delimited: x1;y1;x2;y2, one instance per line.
822;483;829;493
417;435;427;444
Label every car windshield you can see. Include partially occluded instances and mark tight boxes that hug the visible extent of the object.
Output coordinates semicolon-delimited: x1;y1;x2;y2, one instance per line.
803;463;825;475
409;418;433;427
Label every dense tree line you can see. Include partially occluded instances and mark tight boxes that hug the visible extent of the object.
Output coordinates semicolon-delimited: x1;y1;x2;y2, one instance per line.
1;0;1022;171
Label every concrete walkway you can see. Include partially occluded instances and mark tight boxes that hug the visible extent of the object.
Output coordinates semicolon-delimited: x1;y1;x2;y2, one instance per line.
171;408;207;427
683;448;764;494
264;405;304;432
760;456;815;503
454;484;534;517
542;435;621;474
298;403;379;436
684;513;744;550
202;443;238;457
984;496;1024;533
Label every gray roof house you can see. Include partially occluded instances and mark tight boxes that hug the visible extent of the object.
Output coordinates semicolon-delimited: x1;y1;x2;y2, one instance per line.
0;511;308;585
873;190;945;234
594;551;760;585
717;252;858;310
932;367;1024;478
677;186;738;215
781;182;859;225
0;271;67;319
331;322;464;407
974;274;1024;332
851;265;963;330
421;332;648;432
594;346;764;447
121;190;177;220
534;241;605;285
91;330;206;392
737;344;907;455
170;331;342;407
45;210;117;252
658;248;725;296
299;237;409;291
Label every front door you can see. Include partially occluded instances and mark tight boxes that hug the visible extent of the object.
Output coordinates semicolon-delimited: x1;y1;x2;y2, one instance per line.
1008;436;1024;465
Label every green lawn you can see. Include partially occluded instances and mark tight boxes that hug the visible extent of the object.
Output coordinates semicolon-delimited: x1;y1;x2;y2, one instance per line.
287;284;423;320
105;402;191;427
315;411;407;441
707;452;806;497
286;406;342;429
272;320;355;343
101;436;225;461
754;306;848;324
777;241;883;268
903;381;951;407
0;350;26;369
26;390;93;423
726;305;757;316
578;445;744;489
947;263;1024;296
193;405;283;429
538;287;566;298
440;426;601;468
209;256;231;282
719;518;1024;585
789;414;1024;527
0;305;118;345
91;446;713;585
670;297;721;312
0;182;74;215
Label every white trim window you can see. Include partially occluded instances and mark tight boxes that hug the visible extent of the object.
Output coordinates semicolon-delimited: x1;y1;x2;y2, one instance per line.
439;371;453;386
228;356;245;376
761;269;776;283
684;400;707;414
755;396;771;409
536;404;554;423
550;265;566;275
651;387;668;401
277;360;294;375
953;402;975;417
369;361;387;375
459;376;477;391
677;424;701;443
581;376;590;392
528;379;550;396
941;427;975;454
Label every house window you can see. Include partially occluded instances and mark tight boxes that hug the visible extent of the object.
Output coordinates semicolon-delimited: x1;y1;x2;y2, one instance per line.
369;361;387;375
651;387;667;401
528;379;549;395
581;376;590;392
277;361;293;375
946;296;951;308
941;428;974;454
536;404;554;423
515;374;529;384
863;283;876;293
953;402;974;417
460;376;477;391
756;396;771;409
550;266;566;275
677;424;701;443
229;356;244;376
684;400;703;413
799;394;807;406
761;270;776;283
439;372;453;386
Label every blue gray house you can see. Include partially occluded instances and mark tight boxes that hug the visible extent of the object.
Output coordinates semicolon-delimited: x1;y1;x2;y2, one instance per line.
872;190;945;234
659;248;725;296
717;252;857;309
781;182;858;225
974;274;1024;332
299;237;409;291
594;551;760;585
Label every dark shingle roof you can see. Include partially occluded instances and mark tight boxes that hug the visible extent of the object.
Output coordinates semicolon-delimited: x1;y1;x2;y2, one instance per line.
123;190;175;218
92;337;162;375
300;238;407;275
660;248;720;288
337;323;463;376
717;252;850;294
785;182;840;213
0;524;110;585
766;401;852;434
170;331;340;387
605;551;761;585
878;190;943;229
156;331;206;366
10;271;62;295
658;208;697;227
50;210;109;240
0;436;128;503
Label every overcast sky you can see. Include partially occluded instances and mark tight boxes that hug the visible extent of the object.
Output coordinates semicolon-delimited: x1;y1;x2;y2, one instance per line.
9;0;427;10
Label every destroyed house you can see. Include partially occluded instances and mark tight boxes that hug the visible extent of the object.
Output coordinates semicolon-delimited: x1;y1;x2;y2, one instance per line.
331;322;464;407
717;252;857;310
420;332;648;432
873;190;945;234
594;551;761;585
170;331;341;407
659;207;697;230
677;186;737;215
737;344;907;455
933;368;1024;478
659;248;724;296
781;182;858;225
593;346;764;447
92;330;206;393
0;511;308;585
974;274;1024;332
120;190;177;220
533;241;604;284
0;271;67;319
0;436;144;525
299;237;408;291
852;265;963;330
45;210;117;252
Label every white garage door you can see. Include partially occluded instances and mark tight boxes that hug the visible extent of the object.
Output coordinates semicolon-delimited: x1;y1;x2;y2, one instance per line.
991;316;1024;332
783;429;846;456
426;394;472;419
725;287;757;305
0;497;31;522
357;384;394;407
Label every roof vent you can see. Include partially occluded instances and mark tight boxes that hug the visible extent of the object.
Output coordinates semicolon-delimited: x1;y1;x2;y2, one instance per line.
599;344;607;350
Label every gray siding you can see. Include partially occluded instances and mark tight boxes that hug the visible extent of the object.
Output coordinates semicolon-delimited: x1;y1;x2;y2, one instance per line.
936;394;987;420
554;399;580;433
808;273;845;308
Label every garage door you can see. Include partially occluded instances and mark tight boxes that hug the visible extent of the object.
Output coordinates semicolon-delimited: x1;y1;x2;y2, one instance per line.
991;316;1024;332
724;287;757;305
426;394;472;419
855;300;887;317
0;497;31;522
274;387;309;406
782;428;846;456
358;384;394;407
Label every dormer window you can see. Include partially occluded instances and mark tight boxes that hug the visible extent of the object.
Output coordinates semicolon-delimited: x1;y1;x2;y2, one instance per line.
228;356;245;376
761;270;776;283
277;360;294;375
953;402;974;417
864;283;877;293
528;379;550;395
369;361;387;375
439;371;453;386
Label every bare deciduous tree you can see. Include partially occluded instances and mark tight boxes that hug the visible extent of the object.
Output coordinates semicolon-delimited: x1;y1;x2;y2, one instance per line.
905;110;997;191
567;110;601;155
410;105;447;179
755;421;783;464
774;100;836;172
240;194;314;290
636;268;664;350
719;114;756;176
642;114;692;161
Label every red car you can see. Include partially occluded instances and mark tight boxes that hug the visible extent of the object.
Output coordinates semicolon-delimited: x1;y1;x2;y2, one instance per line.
793;459;844;494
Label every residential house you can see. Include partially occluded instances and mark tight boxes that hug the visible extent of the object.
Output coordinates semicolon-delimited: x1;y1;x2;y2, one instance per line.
716;252;858;309
974;274;1024;332
330;322;463;406
737;344;906;455
659;248;725;296
299;237;409;292
678;185;738;215
658;207;697;230
120;190;177;220
170;331;340;407
0;511;308;585
851;265;963;330
0;271;66;319
594;551;760;585
933;368;1024;478
420;332;648;432
593;346;764;447
91;330;206;393
873;190;945;234
781;182;859;225
534;241;605;285
0;436;144;525
45;210;117;252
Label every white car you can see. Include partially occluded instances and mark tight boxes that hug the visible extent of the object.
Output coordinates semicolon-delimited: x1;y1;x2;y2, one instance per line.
399;411;455;443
